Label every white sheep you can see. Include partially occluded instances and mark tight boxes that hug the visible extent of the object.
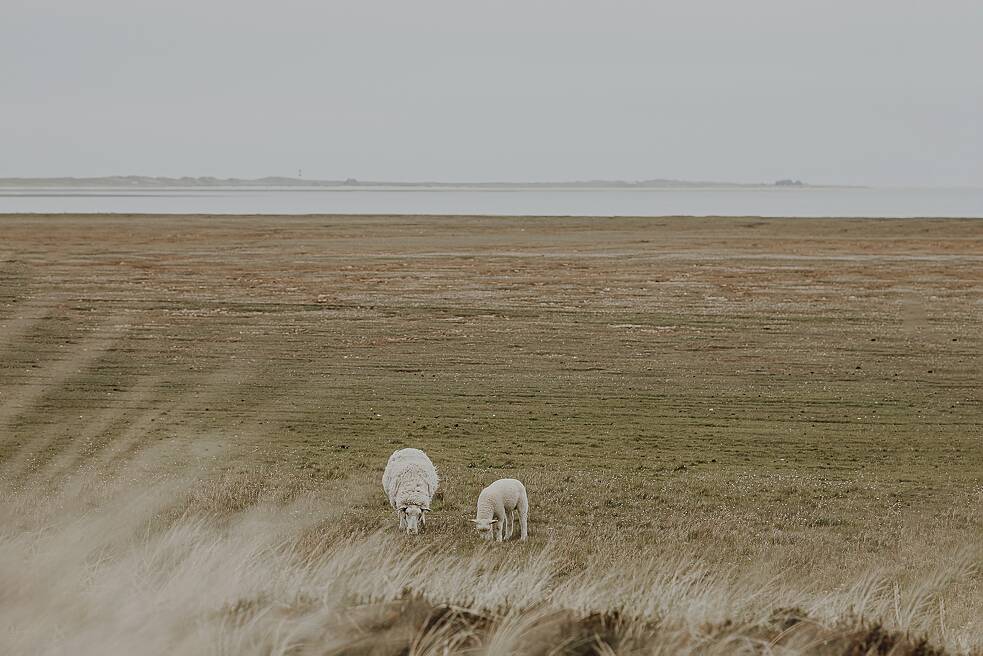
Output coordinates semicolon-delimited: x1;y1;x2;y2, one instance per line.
471;478;528;542
382;447;439;534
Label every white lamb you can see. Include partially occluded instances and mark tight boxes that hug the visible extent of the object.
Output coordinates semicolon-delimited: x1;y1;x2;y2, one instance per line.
471;478;528;542
382;447;439;535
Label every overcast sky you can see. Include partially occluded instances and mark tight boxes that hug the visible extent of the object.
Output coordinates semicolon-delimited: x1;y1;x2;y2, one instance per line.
2;1;981;186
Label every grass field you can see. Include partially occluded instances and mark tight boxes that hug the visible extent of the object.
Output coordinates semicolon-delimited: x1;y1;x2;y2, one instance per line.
1;214;980;654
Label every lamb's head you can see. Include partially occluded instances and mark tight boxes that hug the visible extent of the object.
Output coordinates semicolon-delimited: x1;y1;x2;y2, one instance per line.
471;517;498;540
399;505;429;534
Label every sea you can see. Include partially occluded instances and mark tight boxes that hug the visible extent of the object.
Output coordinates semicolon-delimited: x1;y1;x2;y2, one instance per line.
1;186;982;217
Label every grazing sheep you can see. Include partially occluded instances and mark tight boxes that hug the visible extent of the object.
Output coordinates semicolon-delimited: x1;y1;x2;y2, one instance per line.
382;448;438;534
471;478;528;542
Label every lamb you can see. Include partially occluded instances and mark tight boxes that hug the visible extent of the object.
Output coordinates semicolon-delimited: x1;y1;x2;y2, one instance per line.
471;478;528;542
382;447;439;535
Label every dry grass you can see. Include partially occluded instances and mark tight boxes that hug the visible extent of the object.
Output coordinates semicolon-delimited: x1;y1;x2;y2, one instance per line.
0;214;981;654
1;434;980;655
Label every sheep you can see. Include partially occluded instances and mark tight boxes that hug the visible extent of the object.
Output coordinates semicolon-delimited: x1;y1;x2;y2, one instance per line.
471;478;528;542
382;448;438;534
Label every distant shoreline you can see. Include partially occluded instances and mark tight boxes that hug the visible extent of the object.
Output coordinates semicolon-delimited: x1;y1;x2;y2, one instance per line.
0;176;840;190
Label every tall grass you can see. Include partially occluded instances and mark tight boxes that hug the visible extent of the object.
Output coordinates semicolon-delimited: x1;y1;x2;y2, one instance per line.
1;445;979;655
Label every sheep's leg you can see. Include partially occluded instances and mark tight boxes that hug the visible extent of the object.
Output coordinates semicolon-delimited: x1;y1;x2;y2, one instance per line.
398;511;406;530
494;504;503;542
518;494;529;540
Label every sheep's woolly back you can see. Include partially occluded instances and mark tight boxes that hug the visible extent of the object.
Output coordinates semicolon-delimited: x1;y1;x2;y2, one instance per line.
475;478;526;520
382;448;438;509
391;463;437;508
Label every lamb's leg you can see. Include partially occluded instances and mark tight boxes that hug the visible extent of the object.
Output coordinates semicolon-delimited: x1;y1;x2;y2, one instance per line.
398;510;406;530
518;493;529;540
494;507;504;542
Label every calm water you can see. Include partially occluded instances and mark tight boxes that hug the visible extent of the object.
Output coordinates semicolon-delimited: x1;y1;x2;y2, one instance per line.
1;186;982;217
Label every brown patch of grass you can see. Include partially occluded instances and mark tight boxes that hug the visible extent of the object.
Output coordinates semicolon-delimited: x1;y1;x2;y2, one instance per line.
0;215;980;654
0;454;979;655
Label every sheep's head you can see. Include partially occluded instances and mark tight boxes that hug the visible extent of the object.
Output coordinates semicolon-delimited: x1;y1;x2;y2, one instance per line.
470;518;497;540
399;505;428;534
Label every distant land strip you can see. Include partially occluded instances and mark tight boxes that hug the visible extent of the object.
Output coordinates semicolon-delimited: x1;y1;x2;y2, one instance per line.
0;176;831;189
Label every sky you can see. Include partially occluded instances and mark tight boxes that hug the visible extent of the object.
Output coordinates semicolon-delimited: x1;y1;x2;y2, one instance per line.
2;0;981;186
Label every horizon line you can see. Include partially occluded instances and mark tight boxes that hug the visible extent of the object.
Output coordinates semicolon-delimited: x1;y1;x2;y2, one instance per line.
0;175;851;189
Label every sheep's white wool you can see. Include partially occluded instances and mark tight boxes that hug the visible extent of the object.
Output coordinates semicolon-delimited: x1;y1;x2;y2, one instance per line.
473;478;528;542
382;448;438;534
